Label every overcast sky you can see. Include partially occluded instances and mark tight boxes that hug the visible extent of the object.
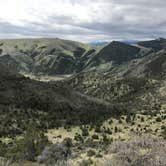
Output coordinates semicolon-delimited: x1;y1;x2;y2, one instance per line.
0;0;166;42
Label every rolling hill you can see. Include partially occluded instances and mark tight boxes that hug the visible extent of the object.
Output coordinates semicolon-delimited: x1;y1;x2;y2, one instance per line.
0;38;98;75
1;37;166;115
0;38;166;166
0;38;154;76
64;48;166;112
0;62;125;137
137;38;166;52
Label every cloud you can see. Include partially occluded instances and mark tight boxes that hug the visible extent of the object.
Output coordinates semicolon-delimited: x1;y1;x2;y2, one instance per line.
0;0;166;42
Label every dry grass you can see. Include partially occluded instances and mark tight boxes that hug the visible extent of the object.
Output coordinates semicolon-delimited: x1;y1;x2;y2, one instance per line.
47;112;166;144
104;137;166;166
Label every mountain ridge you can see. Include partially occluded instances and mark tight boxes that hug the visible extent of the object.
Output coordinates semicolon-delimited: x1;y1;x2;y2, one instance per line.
0;38;159;76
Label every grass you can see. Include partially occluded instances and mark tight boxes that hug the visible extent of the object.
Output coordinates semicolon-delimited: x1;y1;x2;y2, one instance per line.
44;111;166;165
47;112;166;144
13;161;43;166
1;110;165;166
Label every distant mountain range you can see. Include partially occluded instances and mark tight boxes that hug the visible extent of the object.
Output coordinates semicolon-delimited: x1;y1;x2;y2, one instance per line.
90;40;139;46
89;41;109;46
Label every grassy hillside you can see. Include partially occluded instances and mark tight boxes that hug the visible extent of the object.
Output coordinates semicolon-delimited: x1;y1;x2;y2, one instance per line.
138;38;166;52
0;38;153;76
89;41;140;66
64;50;166;113
0;38;98;75
0;62;128;137
0;38;166;166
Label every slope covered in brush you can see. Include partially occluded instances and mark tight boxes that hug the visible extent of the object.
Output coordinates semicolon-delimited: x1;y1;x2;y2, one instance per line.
0;63;124;137
65;50;166;111
138;38;166;52
86;41;141;68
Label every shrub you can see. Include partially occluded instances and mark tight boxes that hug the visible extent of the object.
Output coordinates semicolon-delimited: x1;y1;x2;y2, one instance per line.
79;158;93;166
87;149;96;157
119;119;123;124
102;134;112;145
94;126;101;133
0;142;7;157
106;137;166;166
156;117;162;122
126;114;132;123
92;134;99;140
115;126;118;133
37;137;72;165
95;153;103;158
161;127;166;139
5;123;50;162
74;133;84;143
0;158;13;166
81;127;89;137
108;119;113;124
141;117;144;122
161;125;166;130
0;49;3;55
105;128;112;135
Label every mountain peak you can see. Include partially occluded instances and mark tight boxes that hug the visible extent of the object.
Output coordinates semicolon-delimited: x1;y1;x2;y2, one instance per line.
156;37;166;41
138;38;166;51
90;40;140;66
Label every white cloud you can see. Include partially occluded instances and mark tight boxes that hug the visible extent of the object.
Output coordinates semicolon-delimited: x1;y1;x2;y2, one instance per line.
0;0;166;42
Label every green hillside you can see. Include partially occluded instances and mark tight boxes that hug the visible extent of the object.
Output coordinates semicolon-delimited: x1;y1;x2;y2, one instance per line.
0;38;153;76
0;62;126;137
65;49;166;113
0;38;98;75
138;38;166;52
0;38;166;166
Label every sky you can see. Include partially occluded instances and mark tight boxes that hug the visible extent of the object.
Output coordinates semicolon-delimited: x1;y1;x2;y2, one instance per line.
0;0;166;42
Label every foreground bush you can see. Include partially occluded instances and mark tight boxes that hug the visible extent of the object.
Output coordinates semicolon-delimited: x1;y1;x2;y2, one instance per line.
3;123;50;162
0;158;13;166
37;138;72;165
104;137;166;166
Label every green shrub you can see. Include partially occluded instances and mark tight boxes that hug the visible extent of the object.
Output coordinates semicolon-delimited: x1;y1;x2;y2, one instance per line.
82;128;89;137
161;127;166;139
80;158;93;166
102;134;112;145
105;128;112;135
115;126;118;133
126;114;132;123
37;137;72;165
92;134;99;140
119;119;123;124
141;117;145;122
108;119;113;124
5;123;50;161
95;153;103;158
0;49;3;54
161;125;166;130
74;133;84;143
94;126;101;133
87;149;96;157
0;142;7;157
156;117;162;122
